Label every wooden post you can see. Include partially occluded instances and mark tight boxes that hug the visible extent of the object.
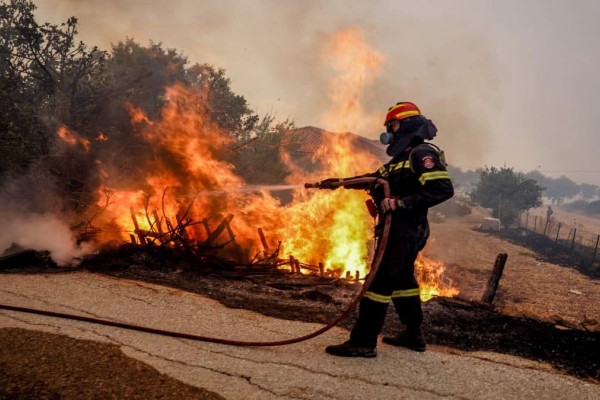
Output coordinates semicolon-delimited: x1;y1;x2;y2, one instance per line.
129;234;137;244
202;218;211;238
555;223;562;242
318;262;324;277
294;259;301;274
345;271;352;280
224;216;237;244
152;210;163;236
566;228;573;244
203;214;234;246
130;208;146;244
258;228;269;257
571;229;577;250
543;219;549;236
289;255;295;273
355;270;360;282
481;253;508;305
590;235;600;268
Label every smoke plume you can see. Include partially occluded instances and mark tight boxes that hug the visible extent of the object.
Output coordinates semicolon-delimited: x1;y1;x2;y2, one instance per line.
0;208;92;266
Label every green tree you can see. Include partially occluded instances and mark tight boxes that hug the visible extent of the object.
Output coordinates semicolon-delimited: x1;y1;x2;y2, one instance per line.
470;166;544;227
0;0;106;174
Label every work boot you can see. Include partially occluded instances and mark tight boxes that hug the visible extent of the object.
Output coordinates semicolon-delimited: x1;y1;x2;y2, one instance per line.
325;340;377;358
382;329;426;352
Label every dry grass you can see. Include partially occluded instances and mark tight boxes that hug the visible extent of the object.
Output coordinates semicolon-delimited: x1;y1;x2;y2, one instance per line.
426;207;600;332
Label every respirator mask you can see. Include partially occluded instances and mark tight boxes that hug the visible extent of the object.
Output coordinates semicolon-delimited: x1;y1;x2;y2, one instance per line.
379;124;396;145
379;131;394;145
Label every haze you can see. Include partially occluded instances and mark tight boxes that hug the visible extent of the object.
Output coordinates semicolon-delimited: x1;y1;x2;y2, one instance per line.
35;0;600;185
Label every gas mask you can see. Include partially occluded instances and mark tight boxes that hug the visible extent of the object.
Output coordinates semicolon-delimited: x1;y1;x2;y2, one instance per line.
379;131;394;145
379;123;397;145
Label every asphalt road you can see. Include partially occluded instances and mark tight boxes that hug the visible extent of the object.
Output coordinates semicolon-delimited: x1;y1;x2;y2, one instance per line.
1;271;598;400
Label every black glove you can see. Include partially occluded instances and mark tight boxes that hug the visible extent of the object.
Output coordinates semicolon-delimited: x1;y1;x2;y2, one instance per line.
319;178;341;190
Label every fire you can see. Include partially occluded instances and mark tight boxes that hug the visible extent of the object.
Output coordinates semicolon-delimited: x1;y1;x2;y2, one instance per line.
320;27;384;134
57;125;90;151
96;84;253;248
277;27;386;277
416;254;460;301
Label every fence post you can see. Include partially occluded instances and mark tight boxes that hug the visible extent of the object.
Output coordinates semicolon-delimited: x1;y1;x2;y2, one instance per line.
571;229;577;250
591;235;600;268
555;223;561;243
481;253;509;305
543;219;549;236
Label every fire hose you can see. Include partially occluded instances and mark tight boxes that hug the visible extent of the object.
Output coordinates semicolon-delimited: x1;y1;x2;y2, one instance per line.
0;178;391;347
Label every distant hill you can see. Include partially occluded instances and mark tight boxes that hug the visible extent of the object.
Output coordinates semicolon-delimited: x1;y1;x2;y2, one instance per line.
287;126;389;163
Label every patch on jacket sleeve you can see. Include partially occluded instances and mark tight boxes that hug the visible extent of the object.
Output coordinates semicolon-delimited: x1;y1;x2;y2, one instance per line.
422;155;436;169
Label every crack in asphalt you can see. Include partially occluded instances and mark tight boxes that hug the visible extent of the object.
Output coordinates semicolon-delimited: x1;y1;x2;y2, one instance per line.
0;289;126;321
177;337;454;399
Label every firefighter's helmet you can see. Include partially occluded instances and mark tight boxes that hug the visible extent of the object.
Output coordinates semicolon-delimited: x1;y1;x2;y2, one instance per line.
384;102;421;125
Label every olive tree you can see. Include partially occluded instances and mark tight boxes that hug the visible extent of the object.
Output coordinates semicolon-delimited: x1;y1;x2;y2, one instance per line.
470;166;544;227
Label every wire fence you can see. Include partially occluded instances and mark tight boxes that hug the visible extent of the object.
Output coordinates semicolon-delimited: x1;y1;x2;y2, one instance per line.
519;212;600;271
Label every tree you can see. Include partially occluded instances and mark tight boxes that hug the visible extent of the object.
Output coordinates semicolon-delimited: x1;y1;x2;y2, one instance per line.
525;171;581;205
0;0;106;179
470;166;544;227
185;63;258;139
544;175;579;205
579;183;599;200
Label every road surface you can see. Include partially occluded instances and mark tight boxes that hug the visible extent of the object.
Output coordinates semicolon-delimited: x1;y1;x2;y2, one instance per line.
1;271;598;399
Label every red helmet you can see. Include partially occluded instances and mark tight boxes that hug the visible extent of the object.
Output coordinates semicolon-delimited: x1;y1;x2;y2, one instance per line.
384;102;421;125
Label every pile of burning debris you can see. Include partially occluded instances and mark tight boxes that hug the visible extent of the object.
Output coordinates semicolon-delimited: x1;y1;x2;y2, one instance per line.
77;202;461;301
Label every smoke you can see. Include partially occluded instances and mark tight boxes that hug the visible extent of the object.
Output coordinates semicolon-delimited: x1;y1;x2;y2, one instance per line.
35;0;499;170
0;208;93;266
0;127;98;266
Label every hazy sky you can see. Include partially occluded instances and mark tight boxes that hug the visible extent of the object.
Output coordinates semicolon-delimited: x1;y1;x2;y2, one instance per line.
35;0;600;185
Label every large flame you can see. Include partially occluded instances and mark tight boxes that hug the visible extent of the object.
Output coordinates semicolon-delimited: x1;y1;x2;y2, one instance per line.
320;27;384;134
54;27;458;301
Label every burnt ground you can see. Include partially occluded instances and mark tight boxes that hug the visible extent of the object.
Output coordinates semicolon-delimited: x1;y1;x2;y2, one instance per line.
1;229;599;398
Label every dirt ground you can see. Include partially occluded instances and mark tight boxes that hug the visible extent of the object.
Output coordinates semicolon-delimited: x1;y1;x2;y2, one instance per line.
1;206;599;397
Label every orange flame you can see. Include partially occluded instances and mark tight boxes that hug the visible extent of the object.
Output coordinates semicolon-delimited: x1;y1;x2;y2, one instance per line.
57;125;90;151
416;254;460;301
320;27;384;134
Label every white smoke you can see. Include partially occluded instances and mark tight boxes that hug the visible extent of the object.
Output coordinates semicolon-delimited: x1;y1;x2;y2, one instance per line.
0;211;94;266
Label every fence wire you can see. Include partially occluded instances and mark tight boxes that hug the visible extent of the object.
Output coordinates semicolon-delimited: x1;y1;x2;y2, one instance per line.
519;212;600;270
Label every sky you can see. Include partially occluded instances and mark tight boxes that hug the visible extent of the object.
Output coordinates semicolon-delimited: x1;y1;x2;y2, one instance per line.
34;0;600;186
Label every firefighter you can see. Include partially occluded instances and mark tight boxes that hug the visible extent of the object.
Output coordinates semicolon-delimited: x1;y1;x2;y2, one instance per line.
318;101;454;357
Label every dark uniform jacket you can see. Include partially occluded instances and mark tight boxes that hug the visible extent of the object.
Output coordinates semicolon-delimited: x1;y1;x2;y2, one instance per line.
345;138;454;247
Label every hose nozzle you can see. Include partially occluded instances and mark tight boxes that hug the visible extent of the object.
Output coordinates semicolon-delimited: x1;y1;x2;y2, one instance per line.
304;182;321;189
